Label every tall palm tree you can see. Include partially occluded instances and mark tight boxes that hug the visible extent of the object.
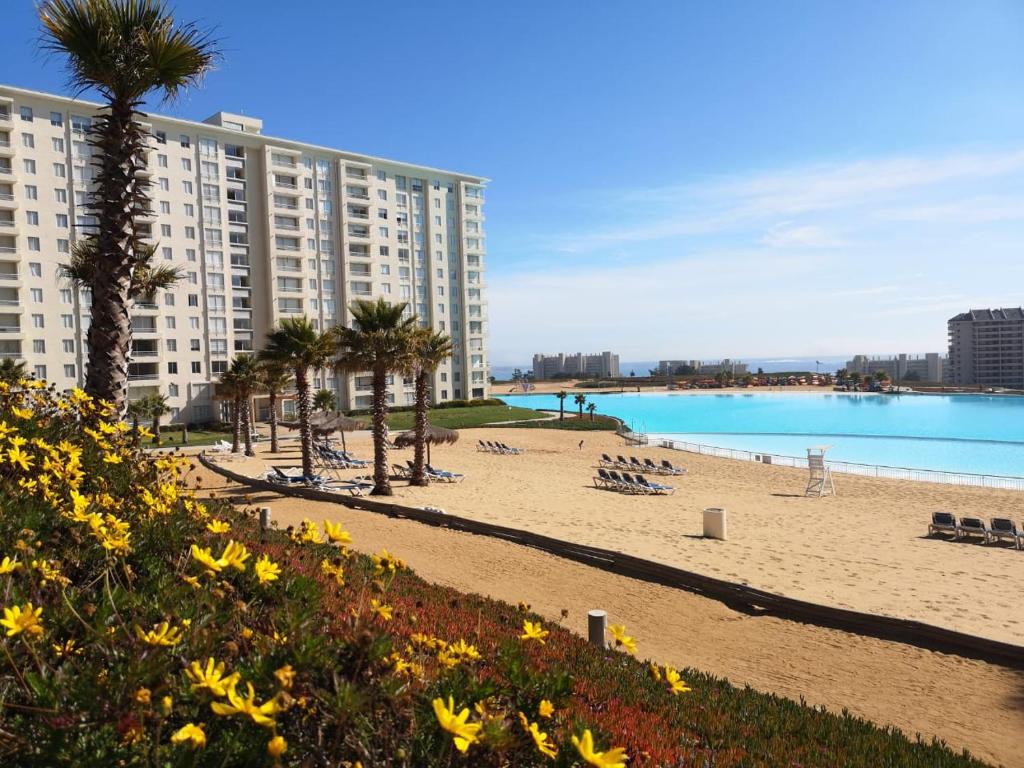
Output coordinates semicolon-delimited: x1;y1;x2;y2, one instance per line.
335;299;417;496
262;317;337;478
126;397;147;445
409;329;453;487
38;0;218;418
228;354;261;457
313;389;336;413
556;390;567;421
574;393;587;419
586;402;597;421
256;359;292;454
0;358;27;385
144;392;170;445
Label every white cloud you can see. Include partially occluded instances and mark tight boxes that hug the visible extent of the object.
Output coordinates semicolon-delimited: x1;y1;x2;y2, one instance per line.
760;223;847;249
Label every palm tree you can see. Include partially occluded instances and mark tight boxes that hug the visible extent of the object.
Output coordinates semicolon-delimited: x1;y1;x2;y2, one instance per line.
228;354;261;457
256;359;292;454
262;317;337;478
335;299;417;496
586;402;597;421
38;0;218;418
555;390;567;421
144;392;170;445
216;368;241;452
848;371;862;391
313;389;336;413
574;393;587;419
409;329;453;487
0;358;27;385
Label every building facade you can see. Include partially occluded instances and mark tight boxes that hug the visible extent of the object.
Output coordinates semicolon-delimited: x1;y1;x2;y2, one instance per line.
0;85;489;422
657;359;748;376
948;308;1024;389
532;351;620;379
844;353;947;383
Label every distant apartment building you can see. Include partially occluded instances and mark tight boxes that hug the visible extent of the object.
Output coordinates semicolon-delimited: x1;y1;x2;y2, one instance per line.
948;308;1024;389
657;358;748;376
844;353;947;383
532;351;620;379
0;85;490;422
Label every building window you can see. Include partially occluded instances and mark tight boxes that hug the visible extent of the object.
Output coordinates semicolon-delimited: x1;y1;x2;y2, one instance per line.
25;185;38;200
32;314;44;328
30;288;43;303
63;364;76;378
24;159;36;174
168;362;178;374
34;366;46;380
62;339;74;353
19;107;32;122
168;383;179;397
27;237;40;251
50;111;62;126
32;339;45;353
191;361;201;374
53;163;66;178
166;339;177;352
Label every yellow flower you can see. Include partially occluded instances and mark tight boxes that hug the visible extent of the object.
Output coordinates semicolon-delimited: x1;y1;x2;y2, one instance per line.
102;453;124;464
323;519;352;545
182;574;201;589
572;729;628;768
519;712;558;759
0;556;21;575
521;620;550;645
206;519;231;534
267;735;287;758
186;659;240;698
52;638;81;657
369;598;393;622
320;558;345;586
538;699;555;718
7;446;33;472
240;627;254;640
292;518;324;544
608;624;637;655
134;621;184;647
1;602;44;637
135;687;152;705
10;406;33;420
431;696;482;753
274;664;295;689
664;666;691;696
161;696;173;715
210;680;280;727
170;723;206;749
255;555;281;584
220;540;250;571
190;544;224;575
371;548;405;577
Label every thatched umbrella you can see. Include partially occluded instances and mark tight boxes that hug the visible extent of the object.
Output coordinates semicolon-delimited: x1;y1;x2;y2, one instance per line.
280;411;366;452
393;425;459;465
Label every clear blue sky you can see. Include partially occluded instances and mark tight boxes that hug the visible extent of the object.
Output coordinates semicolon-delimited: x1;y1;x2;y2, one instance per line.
4;1;1023;364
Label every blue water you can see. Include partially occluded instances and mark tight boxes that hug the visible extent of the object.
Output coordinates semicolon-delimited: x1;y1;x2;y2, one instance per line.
490;356;850;381
502;392;1024;477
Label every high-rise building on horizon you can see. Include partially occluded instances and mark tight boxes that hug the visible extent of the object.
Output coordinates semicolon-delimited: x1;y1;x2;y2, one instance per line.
0;85;490;422
948;308;1024;389
532;351;620;379
844;353;947;383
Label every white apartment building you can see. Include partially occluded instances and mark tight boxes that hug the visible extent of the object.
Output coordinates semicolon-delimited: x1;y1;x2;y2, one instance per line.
948;308;1024;389
532;351;620;379
657;359;748;376
0;85;490;423
844;353;947;383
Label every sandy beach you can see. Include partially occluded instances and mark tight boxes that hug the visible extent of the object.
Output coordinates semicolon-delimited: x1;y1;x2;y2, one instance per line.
218;427;1024;646
191;435;1024;767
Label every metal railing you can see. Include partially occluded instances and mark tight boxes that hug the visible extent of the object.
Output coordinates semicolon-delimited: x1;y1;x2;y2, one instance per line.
655;436;1024;492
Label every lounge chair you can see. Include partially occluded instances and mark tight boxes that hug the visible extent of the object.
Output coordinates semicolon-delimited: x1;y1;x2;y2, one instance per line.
958;516;990;542
477;439;490;452
616;455;631;470
599;453;617;468
989;518;1021;549
629;456;647;473
392;463;411;479
927;511;959;538
268;466;329;487
426;464;464;483
338;450;370;467
498;442;523;455
594;467;617;490
660;459;687;476
634;475;675;495
606;470;633;493
208;440;234;454
618;472;650;495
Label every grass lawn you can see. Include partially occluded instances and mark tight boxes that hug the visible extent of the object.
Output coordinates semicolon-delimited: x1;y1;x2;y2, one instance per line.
494;413;619;430
386;404;550;430
147;429;233;448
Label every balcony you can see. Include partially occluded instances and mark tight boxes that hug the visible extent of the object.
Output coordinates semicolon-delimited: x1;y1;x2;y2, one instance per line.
0;343;22;358
0;266;18;279
345;186;369;200
128;362;160;380
130;319;158;334
0;314;21;333
130;341;160;357
274;199;298;210
347;225;370;239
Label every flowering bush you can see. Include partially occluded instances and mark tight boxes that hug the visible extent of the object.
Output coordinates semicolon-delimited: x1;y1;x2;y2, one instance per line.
0;381;988;767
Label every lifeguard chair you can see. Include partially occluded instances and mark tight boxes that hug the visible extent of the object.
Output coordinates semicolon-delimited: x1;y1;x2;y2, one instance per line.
805;446;836;497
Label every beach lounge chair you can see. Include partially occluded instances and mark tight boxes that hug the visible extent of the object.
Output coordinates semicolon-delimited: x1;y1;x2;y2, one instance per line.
599;454;617;468
498;442;523;455
618;472;650;494
927;512;959;538
634;475;675;495
392;463;411;479
338;450;371;467
616;455;631;470
606;470;632;493
643;458;663;474
659;459;687;476
958;516;990;542
477;440;490;452
268;466;329;487
208;440;234;454
628;457;647;473
426;464;465;483
989;518;1021;549
594;468;618;490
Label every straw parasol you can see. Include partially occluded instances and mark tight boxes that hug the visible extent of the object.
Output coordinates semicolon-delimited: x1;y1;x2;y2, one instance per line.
392;425;459;464
281;411;367;452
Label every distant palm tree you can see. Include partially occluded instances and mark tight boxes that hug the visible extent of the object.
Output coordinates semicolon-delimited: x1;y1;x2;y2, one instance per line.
39;0;218;418
143;392;170;445
847;371;862;391
256;359;292;454
874;370;889;383
126;397;146;445
228;354;261;457
262;317;337;478
0;358;27;385
586;402;597;421
555;390;568;421
335;299;417;496
409;329;453;487
574;393;587;418
313;389;336;413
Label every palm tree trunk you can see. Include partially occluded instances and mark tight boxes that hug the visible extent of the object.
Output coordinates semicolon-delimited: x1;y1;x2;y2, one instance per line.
231;397;241;453
268;390;279;453
241;392;254;457
370;365;391;495
295;368;314;478
152;415;160;446
83;98;149;420
411;368;430;486
131;415;140;447
559;400;564;421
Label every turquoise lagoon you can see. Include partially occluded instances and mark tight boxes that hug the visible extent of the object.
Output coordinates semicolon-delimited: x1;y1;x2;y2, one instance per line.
501;392;1024;478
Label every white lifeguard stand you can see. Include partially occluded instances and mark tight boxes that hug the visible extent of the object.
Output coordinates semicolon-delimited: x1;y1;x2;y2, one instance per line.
805;445;836;497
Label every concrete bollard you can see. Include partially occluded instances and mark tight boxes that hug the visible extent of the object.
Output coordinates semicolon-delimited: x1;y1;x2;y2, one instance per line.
703;507;727;540
588;610;607;648
259;507;271;531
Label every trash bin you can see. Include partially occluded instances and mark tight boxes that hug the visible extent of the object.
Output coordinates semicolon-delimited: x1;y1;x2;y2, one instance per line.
703;507;727;540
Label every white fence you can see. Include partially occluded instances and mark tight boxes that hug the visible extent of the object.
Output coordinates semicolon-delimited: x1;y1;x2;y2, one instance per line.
655;437;1024;492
